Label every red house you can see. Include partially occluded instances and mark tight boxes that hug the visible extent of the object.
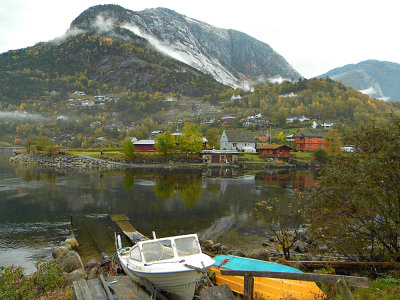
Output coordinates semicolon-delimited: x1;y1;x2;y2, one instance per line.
134;140;156;152
257;144;294;163
294;128;329;152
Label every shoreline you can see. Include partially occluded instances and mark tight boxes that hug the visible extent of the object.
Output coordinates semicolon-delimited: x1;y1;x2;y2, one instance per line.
9;152;313;173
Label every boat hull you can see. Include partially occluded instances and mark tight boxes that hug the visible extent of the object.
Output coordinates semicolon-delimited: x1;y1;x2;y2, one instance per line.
211;255;325;300
120;260;202;300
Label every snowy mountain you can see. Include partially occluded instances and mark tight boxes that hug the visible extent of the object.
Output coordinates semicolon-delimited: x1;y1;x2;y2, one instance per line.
318;60;400;102
69;5;302;89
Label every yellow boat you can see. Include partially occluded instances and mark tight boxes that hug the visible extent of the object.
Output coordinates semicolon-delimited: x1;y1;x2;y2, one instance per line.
210;255;325;299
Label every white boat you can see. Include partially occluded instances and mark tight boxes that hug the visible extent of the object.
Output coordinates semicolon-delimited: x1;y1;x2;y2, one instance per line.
116;232;215;300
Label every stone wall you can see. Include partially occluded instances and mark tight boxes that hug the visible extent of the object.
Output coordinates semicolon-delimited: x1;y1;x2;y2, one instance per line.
9;153;124;171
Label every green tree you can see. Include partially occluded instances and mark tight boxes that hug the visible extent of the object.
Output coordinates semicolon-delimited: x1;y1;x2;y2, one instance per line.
123;140;135;160
36;135;52;151
313;148;328;164
205;128;220;149
323;129;341;153
178;123;203;154
307;117;400;261
155;131;175;155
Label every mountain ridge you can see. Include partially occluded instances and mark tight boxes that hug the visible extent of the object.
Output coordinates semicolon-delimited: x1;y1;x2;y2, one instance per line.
69;4;303;88
318;59;400;102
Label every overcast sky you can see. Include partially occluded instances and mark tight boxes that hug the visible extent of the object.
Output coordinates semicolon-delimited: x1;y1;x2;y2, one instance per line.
0;0;399;78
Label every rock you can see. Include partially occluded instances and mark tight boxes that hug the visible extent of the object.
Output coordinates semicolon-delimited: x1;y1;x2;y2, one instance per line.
247;249;270;261
64;238;79;250
220;245;229;253
212;243;222;253
86;259;100;267
202;240;214;251
56;250;85;273
52;246;69;259
288;261;307;272
293;240;309;253
88;267;99;280
66;268;87;283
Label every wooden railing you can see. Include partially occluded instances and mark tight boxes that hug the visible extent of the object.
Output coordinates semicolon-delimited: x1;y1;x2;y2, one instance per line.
220;270;370;300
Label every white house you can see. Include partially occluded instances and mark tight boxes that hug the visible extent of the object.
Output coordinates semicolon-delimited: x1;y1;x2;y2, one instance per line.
220;130;256;151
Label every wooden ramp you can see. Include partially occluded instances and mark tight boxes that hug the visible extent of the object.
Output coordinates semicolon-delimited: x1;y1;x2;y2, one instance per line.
73;275;151;299
110;214;148;244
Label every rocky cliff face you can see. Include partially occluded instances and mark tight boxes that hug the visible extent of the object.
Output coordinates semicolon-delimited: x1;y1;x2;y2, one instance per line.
70;5;302;88
318;60;400;102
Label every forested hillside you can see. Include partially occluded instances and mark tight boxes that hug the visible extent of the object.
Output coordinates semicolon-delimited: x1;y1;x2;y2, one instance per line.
0;32;226;105
218;77;399;129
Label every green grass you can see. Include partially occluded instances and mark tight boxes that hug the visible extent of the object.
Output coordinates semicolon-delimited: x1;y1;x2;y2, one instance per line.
351;275;400;300
291;151;312;161
241;153;266;162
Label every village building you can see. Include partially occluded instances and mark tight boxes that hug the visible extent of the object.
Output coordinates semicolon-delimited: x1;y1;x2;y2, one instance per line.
294;128;330;151
257;144;294;163
201;150;239;164
220;129;256;152
312;120;335;129
133;140;156;152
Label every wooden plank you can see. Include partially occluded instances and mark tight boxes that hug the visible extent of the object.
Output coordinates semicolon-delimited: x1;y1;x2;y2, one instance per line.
108;276;151;299
199;284;235;300
244;274;254;300
138;277;169;300
110;214;130;221
99;275;114;300
110;214;148;243
220;270;370;288
87;279;107;299
337;277;355;300
73;279;94;300
286;261;400;268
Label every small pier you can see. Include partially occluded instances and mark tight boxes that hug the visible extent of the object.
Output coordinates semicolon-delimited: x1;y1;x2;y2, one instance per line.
110;214;148;244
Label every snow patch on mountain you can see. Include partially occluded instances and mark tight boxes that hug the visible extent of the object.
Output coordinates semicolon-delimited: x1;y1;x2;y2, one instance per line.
123;22;242;88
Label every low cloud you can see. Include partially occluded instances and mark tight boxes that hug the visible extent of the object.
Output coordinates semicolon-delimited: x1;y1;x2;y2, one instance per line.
0;111;48;122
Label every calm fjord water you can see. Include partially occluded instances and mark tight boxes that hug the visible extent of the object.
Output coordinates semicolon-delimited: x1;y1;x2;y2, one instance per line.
0;153;314;273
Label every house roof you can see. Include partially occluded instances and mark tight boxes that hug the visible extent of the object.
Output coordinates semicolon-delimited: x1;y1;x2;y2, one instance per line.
257;144;293;150
134;139;155;145
296;128;330;138
224;130;255;142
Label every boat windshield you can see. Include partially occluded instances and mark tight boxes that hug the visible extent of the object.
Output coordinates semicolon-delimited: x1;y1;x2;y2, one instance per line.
142;239;174;263
175;236;201;256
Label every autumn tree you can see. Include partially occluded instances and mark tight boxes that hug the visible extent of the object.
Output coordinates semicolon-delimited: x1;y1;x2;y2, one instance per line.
255;191;309;260
178;123;203;154
205;128;220;149
155;131;175;155
323;129;341;153
307;116;400;261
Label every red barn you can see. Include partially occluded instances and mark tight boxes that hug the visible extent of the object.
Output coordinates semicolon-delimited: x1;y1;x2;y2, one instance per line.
134;140;156;152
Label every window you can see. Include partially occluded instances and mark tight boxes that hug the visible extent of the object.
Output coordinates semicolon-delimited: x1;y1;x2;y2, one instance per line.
233;142;237;147
308;137;312;142
175;236;201;257
318;145;322;149
308;144;312;149
142;240;174;262
318;138;322;142
130;246;142;261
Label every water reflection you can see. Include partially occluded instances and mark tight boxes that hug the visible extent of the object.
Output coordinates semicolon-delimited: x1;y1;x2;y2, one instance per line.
0;153;317;271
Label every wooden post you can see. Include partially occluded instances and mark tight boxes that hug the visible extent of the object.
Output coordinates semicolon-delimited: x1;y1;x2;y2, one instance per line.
337;277;355;300
244;273;254;300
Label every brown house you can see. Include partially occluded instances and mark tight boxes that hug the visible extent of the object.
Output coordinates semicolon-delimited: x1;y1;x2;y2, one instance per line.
257;144;294;162
201;150;239;164
294;128;330;152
